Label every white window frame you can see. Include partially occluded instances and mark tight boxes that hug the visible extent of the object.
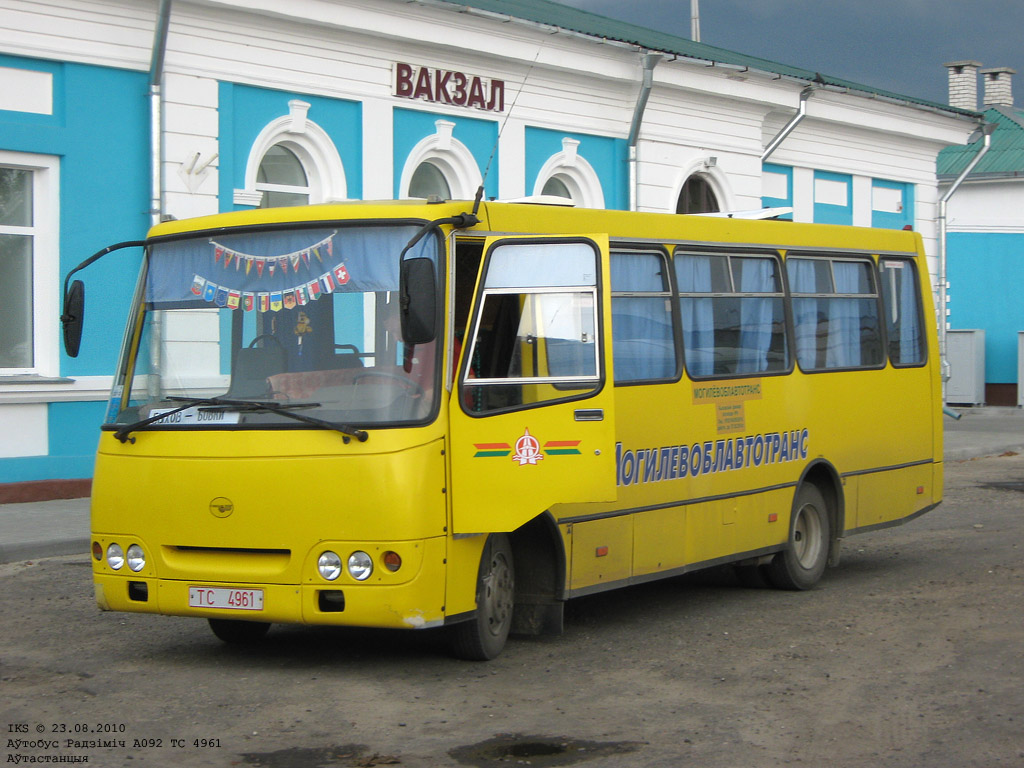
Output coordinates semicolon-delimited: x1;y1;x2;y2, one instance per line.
254;144;312;207
234;100;347;207
673;157;732;214
532;138;605;209
399;119;482;200
0;150;59;378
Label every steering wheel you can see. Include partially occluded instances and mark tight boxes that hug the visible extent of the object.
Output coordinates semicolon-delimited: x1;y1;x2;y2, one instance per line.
352;370;425;397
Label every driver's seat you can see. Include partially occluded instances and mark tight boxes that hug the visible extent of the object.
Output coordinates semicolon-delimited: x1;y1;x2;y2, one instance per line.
226;344;286;399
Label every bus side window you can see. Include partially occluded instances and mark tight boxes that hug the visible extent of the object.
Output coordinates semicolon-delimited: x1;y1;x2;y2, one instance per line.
461;240;601;413
879;258;925;366
610;250;676;384
453;240;484;377
787;256;884;371
675;250;788;378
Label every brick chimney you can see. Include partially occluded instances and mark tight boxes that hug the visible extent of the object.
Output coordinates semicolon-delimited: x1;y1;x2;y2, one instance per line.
945;61;982;110
981;67;1016;107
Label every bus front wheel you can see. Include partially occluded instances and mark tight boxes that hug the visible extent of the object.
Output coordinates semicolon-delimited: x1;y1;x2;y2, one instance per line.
450;534;515;661
208;618;271;644
768;484;830;590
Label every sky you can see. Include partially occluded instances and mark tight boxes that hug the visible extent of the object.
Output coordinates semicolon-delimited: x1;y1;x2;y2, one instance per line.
555;0;1024;109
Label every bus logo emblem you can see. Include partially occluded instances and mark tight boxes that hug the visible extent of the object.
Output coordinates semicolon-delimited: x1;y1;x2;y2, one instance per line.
512;428;544;466
210;497;234;518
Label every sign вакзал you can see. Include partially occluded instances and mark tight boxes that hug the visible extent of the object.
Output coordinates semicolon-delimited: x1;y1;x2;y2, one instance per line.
393;62;506;113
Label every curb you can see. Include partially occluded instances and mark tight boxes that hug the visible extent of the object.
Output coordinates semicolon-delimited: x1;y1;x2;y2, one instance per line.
0;538;90;565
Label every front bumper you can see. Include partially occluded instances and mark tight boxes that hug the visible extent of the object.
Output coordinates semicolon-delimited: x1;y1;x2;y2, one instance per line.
92;535;448;630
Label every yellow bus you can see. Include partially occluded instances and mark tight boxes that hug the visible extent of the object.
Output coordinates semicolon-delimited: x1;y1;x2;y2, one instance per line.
64;199;942;659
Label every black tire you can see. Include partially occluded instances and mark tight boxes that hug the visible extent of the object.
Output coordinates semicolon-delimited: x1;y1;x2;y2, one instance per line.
450;534;515;661
208;618;271;644
767;484;830;590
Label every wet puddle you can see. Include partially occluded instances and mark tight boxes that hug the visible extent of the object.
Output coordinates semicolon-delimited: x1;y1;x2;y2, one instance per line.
979;480;1024;492
450;733;642;767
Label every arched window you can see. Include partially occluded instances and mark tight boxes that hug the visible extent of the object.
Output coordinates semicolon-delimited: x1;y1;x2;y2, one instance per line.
234;99;347;207
532;138;605;208
540;175;572;199
399;119;482;201
256;145;310;207
676;175;719;214
408;160;452;200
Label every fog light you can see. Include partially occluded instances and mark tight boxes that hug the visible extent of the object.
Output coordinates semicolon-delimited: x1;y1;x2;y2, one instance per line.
126;544;146;572
382;551;402;572
348;551;373;581
318;551;342;581
106;543;125;571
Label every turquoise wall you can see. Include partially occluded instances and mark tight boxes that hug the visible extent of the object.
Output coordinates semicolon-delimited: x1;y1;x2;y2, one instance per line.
948;232;1024;384
761;163;794;220
392;107;498;200
0;54;150;377
219;82;363;208
0;56;149;483
871;179;914;230
812;170;853;225
525;126;628;210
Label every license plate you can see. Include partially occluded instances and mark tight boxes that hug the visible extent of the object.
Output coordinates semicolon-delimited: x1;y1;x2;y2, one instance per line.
188;587;264;611
150;407;240;425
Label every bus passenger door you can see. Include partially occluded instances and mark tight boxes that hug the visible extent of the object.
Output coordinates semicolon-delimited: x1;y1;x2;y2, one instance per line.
449;235;617;534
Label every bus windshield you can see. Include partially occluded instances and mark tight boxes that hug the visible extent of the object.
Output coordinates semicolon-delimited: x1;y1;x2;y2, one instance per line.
104;223;440;432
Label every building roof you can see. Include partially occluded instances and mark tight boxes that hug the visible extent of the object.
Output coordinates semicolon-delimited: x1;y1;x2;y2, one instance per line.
437;0;978;118
938;106;1024;178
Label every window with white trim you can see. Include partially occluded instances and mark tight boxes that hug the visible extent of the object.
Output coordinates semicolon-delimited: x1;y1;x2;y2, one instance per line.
531;139;605;208
408;160;452;200
234;100;348;207
256;144;311;208
399;120;482;201
0;152;58;375
541;176;572;199
676;175;719;214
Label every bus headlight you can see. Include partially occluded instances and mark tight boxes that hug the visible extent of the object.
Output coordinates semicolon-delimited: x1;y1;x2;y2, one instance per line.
126;544;146;572
318;551;342;581
106;543;125;571
347;551;373;581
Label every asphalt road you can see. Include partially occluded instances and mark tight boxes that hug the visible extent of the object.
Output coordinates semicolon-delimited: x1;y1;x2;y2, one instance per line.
2;454;1022;768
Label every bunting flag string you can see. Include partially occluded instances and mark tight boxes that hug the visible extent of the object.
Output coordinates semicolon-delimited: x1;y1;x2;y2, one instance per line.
208;232;337;277
189;259;351;313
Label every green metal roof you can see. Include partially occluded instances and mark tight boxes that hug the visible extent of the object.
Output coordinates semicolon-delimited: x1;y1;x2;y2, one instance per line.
438;0;978;118
938;106;1024;177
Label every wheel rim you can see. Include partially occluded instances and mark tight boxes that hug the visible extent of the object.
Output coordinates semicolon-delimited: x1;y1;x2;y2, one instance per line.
792;502;824;569
480;550;514;638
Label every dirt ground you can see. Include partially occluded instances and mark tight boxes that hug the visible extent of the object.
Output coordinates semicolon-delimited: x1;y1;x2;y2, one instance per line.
2;454;1022;768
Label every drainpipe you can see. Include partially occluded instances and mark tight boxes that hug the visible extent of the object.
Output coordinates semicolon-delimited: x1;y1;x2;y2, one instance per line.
937;121;995;403
149;0;172;227
761;86;815;162
628;53;662;211
146;0;172;397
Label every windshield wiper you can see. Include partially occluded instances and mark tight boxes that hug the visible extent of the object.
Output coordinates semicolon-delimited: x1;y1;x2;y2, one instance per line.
112;396;369;444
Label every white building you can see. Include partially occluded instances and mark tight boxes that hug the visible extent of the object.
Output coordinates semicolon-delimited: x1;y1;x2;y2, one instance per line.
939;62;1024;406
0;0;979;496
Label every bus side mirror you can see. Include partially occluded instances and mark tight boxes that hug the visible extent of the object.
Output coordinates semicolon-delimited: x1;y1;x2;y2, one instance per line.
400;257;437;344
61;279;86;358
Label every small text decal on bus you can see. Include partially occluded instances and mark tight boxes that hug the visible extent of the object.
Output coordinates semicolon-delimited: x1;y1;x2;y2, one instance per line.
615;428;809;486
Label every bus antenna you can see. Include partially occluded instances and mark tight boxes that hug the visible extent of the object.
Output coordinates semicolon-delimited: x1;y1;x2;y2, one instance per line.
472;42;544;217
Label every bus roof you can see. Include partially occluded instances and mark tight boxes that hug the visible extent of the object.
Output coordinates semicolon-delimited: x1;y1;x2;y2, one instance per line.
147;199;923;256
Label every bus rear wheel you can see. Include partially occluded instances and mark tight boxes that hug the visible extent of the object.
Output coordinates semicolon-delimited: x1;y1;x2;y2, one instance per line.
208;618;271;644
450;534;515;661
767;484;830;590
